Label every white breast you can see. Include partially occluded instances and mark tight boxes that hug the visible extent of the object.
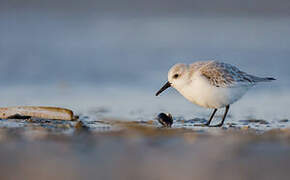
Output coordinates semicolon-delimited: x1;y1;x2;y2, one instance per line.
176;73;250;109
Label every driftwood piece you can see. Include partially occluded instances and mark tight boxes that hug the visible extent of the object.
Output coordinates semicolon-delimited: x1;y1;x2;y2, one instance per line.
0;106;76;121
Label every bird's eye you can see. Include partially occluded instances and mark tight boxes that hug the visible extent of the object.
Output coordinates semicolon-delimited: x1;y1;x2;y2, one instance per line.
173;74;179;79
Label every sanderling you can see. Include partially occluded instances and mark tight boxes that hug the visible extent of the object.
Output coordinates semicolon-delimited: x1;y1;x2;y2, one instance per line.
156;61;276;127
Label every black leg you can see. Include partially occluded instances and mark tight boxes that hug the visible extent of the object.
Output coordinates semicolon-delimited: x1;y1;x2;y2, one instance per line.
194;109;218;127
205;109;218;126
209;105;230;127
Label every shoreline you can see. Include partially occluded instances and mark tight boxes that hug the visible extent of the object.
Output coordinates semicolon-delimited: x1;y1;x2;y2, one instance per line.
1;118;290;179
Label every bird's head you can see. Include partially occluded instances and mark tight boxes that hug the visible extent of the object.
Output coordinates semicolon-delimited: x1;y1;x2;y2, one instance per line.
156;63;188;96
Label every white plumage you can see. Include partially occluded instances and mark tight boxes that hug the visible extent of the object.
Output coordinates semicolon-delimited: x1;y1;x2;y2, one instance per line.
156;61;275;127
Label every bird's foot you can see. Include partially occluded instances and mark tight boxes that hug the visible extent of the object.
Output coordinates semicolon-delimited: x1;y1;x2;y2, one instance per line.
194;123;210;127
208;123;223;127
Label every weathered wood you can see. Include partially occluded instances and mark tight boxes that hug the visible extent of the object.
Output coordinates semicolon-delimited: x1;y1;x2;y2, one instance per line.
0;106;75;121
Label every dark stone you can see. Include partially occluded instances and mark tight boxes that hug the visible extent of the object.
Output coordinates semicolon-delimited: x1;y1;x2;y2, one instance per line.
157;113;173;128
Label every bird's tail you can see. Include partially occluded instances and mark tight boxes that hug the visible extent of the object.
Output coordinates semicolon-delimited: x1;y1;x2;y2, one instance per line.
265;77;276;81
254;76;276;82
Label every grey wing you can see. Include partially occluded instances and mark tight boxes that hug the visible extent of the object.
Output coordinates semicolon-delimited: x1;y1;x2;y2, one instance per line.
199;61;256;88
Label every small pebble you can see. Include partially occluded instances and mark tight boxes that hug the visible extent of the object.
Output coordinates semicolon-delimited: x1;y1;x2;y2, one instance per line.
74;121;89;132
157;113;173;128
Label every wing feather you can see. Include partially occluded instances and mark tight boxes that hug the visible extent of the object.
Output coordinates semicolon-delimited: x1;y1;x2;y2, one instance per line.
199;61;255;88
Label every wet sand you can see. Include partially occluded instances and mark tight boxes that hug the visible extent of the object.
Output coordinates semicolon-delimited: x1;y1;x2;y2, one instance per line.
1;117;290;180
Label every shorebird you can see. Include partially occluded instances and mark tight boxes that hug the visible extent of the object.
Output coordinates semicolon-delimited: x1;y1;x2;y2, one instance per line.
155;61;276;127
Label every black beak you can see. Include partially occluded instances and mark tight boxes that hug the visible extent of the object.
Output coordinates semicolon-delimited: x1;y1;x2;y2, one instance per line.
155;81;171;96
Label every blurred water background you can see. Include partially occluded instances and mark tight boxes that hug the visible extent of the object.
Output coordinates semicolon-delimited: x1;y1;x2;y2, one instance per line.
0;0;290;123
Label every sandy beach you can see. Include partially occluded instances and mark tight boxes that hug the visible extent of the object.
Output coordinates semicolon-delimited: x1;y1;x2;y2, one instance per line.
0;115;290;180
0;84;289;180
